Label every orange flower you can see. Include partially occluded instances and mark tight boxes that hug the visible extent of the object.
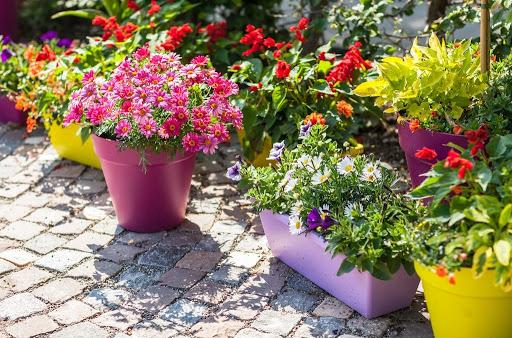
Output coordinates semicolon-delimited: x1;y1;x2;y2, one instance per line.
453;124;463;135
436;265;447;278
448;273;456;285
26;117;37;133
336;100;353;118
409;119;420;133
304;112;326;126
450;185;463;195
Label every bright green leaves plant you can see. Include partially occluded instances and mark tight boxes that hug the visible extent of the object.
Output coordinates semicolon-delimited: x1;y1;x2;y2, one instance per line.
354;33;487;133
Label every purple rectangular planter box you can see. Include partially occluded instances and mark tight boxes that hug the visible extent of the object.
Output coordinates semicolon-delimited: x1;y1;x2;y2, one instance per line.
260;210;420;319
0;96;25;125
0;0;18;40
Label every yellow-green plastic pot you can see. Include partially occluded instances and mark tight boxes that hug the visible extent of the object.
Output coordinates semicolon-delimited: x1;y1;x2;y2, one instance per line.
415;262;512;338
48;123;101;169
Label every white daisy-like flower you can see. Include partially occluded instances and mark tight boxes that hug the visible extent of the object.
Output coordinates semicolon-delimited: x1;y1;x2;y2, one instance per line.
344;202;361;219
284;177;298;192
291;202;303;217
312;169;331;185
307;155;323;172
288;215;304;235
279;170;294;188
296;154;313;169
361;162;382;182
336;156;355;175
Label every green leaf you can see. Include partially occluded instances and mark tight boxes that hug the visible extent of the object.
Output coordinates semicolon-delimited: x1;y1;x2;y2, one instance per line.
247;58;263;82
472;246;489;278
312;79;334;95
474;162;492;191
494;240;511;266
79;127;92;145
337;259;355;276
499;204;512;228
371;262;392;280
51;9;106;20
272;86;287;111
464;207;491;224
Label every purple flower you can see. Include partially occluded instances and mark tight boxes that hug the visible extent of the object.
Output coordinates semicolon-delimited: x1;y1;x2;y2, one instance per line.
40;31;58;42
2;35;11;45
57;38;72;48
226;162;242;181
299;122;312;138
306;207;335;231
1;49;13;63
267;141;285;161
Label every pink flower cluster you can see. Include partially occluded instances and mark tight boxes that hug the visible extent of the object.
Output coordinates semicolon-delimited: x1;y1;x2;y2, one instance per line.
65;47;242;154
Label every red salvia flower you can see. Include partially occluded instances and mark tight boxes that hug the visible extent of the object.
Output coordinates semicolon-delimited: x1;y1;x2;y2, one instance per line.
148;0;161;15
160;23;193;51
127;0;140;11
415;147;438;161
326;42;372;85
275;60;291;79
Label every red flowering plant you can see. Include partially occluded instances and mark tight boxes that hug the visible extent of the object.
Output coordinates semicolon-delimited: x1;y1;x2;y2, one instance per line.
229;18;375;161
410;128;512;291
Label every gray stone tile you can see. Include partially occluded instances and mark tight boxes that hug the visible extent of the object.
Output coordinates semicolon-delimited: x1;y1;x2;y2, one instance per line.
35;249;91;272
159;299;209;327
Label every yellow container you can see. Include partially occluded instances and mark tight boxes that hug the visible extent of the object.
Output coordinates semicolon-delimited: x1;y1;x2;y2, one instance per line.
415;262;512;338
48;123;101;169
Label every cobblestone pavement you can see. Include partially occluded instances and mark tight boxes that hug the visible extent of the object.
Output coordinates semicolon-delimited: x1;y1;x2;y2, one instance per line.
0;124;433;338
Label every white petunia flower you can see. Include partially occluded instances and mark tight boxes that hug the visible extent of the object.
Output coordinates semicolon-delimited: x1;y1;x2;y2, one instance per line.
336;156;355;175
288;215;304;235
312;169;331;185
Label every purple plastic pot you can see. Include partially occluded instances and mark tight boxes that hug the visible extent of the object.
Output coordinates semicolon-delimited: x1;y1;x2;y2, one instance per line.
0;96;25;125
260;210;420;319
92;135;196;233
397;122;468;187
0;0;18;40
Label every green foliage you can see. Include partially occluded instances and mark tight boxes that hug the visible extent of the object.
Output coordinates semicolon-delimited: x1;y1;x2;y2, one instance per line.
411;135;512;291
354;33;487;133
237;125;422;280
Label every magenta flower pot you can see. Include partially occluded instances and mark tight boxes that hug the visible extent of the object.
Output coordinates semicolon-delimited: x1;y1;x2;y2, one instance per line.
92;135;196;233
0;0;18;40
260;210;420;319
397;122;468;187
0;96;25;125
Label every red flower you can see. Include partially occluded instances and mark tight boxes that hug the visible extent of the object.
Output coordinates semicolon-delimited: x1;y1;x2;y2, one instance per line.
230;64;241;71
249;82;263;92
415;147;438;161
160;23;193;51
466;125;488;156
275;60;291;79
436;265;447;277
450;185;463;195
318;51;327;61
148;0;161;15
326;42;371;85
127;0;140;11
240;25;265;56
409;119;420;133
35;45;56;62
92;16;108;27
263;37;276;48
444;150;474;179
448;273;456;285
199;21;227;44
304;112;326;126
273;49;282;59
453;124;463;135
298;17;309;30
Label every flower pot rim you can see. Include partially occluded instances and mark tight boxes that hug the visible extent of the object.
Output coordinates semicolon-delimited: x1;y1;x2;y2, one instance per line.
398;120;467;138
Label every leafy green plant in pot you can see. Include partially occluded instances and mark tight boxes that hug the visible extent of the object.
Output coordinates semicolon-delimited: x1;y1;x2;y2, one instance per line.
354;33;488;187
410;133;512;338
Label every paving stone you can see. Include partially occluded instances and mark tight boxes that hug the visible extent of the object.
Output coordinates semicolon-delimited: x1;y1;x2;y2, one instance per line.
176;250;223;271
80;205;111;220
159;299;208;327
33;278;85;303
184;280;230;304
118;231;165;246
0;266;53;292
195;232;238;252
218;293;269;320
239;272;286;297
293;317;344;338
0;165;21;179
137;245;188;268
67;258;122;281
84;287;132;310
249;215;265;235
200;185;238;198
287;272;324;294
272;289;321;313
24;207;68;225
118;265;165;290
211;219;247;234
13;192;51;208
161;231;204;247
252;310;302;336
0;220;45;240
219;203;252;223
0;237;19;253
191;315;245;338
48;218;92;235
179;213;215;232
397;321;434;338
5;315;59;338
48;299;99;325
0;204;32;222
24;233;67;254
0;259;15;276
0;183;30;198
35;248;91;272
48;194;90;212
235;234;269;253
97;243;145;264
211;265;249;285
49;322;109;338
93;307;142;330
347;315;392;337
0;248;38;266
0;287;13;301
64;231;113;253
235;328;281;338
68;179;106;195
313;296;354;319
188;197;222;214
0;293;47;320
126;285;180;313
160;268;206;288
50;163;85;178
207;171;234;185
34;178;72;195
225;251;261;269
92;215;123;235
129;319;180;338
81;167;105;180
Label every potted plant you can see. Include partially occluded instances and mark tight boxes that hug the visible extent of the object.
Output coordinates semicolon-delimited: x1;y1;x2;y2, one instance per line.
354;34;488;187
227;125;421;318
229;18;375;166
410;133;512;337
66;47;242;232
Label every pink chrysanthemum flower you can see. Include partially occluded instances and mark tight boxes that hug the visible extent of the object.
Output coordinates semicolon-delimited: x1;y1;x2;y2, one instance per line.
138;116;157;138
191;55;209;67
115;119;132;138
158;118;181;139
182;133;201;153
200;134;219;154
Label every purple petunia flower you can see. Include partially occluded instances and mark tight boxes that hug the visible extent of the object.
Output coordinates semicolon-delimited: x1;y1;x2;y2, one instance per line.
57;38;72;48
226;162;242;181
299;122;312;138
267;141;285;161
306;207;335;231
40;31;58;42
2;35;11;45
1;49;13;63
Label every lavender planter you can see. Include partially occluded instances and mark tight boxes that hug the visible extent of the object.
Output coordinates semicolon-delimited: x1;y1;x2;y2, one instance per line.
0;0;18;40
93;135;196;233
260;210;420;318
397;122;468;187
0;96;25;125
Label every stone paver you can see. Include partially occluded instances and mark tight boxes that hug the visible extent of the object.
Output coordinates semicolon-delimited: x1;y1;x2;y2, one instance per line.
0;132;432;338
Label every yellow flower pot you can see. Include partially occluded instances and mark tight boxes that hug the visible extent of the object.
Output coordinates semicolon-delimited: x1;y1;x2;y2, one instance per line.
48;123;101;169
415;262;512;338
